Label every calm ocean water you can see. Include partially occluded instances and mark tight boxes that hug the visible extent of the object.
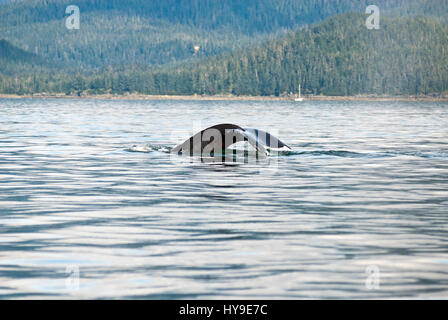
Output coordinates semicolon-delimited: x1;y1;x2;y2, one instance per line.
0;97;447;299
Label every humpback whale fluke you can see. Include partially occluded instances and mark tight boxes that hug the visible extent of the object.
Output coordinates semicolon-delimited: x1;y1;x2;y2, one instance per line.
172;123;291;157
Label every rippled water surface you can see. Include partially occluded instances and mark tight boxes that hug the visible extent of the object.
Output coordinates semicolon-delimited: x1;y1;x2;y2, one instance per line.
0;98;447;299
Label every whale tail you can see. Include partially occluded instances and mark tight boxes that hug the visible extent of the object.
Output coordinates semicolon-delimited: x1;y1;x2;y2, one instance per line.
172;124;291;156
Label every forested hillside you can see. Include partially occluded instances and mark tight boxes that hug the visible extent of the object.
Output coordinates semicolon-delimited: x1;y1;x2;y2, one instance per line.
0;1;447;96
0;39;48;75
164;14;448;96
1;0;447;70
1;14;447;96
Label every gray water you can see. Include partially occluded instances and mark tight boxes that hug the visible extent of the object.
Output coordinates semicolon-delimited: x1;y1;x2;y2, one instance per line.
0;98;447;299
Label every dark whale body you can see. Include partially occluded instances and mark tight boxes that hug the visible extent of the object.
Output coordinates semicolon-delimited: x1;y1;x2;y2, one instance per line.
172;123;291;157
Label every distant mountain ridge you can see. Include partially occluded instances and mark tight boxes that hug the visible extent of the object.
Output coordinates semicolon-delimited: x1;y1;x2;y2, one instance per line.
1;0;447;70
1;1;447;96
125;14;448;96
1;13;447;96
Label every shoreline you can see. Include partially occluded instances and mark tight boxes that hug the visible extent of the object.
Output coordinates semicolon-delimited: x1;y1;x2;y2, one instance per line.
0;93;447;102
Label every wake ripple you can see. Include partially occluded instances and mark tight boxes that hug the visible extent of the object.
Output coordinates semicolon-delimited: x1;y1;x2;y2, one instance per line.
125;144;172;153
125;145;448;159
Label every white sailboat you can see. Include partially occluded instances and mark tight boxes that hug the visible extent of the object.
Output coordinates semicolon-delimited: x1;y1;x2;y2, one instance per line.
294;84;304;102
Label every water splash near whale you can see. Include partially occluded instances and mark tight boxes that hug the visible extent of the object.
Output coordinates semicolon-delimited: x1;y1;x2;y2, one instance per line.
125;144;172;153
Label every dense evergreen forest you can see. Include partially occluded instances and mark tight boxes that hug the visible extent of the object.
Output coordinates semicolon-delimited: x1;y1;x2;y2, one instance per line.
0;0;447;96
1;0;447;70
1;39;40;68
